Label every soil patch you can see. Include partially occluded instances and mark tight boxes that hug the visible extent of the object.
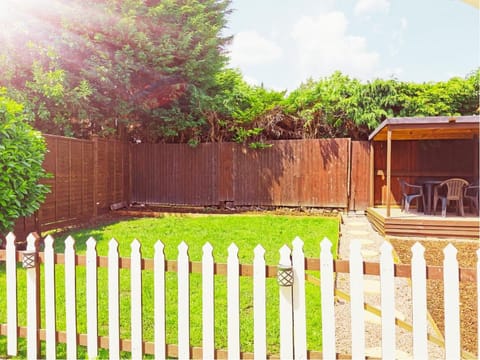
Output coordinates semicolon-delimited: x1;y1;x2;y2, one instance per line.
389;237;479;356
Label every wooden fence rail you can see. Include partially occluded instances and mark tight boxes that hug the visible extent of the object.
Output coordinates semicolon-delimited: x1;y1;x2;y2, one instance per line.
0;233;477;359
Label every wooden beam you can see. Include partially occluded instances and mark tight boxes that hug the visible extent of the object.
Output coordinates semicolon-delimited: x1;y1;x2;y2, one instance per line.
369;142;374;207
386;129;392;217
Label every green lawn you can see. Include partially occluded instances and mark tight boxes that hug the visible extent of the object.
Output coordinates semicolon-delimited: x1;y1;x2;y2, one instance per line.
0;214;339;358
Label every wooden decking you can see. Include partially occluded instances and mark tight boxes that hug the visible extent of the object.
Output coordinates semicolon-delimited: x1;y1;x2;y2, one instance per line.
366;207;480;239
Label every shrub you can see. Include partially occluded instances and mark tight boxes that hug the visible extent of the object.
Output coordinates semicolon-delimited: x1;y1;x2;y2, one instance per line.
0;90;50;234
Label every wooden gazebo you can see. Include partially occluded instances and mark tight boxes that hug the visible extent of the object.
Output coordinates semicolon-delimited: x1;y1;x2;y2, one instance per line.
367;115;480;239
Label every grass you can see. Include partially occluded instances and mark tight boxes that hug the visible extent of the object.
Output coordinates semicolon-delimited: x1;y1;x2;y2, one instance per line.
0;214;339;358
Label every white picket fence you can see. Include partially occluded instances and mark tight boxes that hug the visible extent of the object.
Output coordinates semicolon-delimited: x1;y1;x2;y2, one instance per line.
1;232;478;359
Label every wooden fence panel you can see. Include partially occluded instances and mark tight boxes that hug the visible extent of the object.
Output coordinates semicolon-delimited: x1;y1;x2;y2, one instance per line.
131;139;355;209
350;141;370;211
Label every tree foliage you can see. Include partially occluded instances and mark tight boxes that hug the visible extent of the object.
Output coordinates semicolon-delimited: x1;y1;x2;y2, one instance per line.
0;0;232;140
0;0;477;143
0;91;50;234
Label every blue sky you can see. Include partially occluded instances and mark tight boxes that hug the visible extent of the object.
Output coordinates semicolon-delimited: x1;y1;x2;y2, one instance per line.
224;0;479;91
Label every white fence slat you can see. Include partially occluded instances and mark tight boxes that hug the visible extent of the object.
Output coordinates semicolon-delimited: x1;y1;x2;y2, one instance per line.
380;241;395;359
86;237;98;359
202;242;215;359
443;244;460;360
178;241;190;360
64;236;77;360
26;234;39;360
477;248;480;360
411;242;427;359
279;245;294;360
6;233;17;356
44;235;57;360
108;239;120;359
131;239;143;359
253;245;266;360
154;241;166;360
320;238;335;359
292;237;307;359
349;241;365;359
227;243;240;360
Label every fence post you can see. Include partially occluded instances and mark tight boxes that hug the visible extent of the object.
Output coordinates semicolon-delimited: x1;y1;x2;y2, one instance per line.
320;237;335;359
44;235;57;360
25;233;41;360
92;135;98;217
227;243;240;359
64;236;77;359
178;241;190;360
202;242;215;359
154;241;166;359
349;241;365;358
108;239;120;359
86;237;98;359
253;245;266;360
131;239;143;359
6;233;18;356
278;245;294;359
380;241;395;359
411;242;427;359
443;244;460;359
292;237;307;359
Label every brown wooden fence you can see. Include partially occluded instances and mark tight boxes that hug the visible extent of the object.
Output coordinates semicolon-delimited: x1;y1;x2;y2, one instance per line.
131;139;370;210
14;135;129;236
13;137;370;238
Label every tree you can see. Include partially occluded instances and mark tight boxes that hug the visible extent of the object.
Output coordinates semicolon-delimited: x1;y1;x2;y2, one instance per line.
0;0;232;141
0;91;50;234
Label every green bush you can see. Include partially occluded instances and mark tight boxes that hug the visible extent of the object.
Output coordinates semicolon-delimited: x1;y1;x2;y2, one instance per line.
0;90;50;234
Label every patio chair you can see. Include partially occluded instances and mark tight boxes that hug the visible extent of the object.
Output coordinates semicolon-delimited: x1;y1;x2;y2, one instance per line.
464;182;479;215
433;178;469;217
398;178;425;213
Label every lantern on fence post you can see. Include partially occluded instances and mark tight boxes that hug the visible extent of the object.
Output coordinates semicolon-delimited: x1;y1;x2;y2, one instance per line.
22;251;36;269
277;264;294;287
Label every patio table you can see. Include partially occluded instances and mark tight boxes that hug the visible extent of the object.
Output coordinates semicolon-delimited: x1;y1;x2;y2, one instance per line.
419;180;443;215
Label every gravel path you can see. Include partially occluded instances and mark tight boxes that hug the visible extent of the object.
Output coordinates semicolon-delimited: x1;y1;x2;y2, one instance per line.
335;213;445;359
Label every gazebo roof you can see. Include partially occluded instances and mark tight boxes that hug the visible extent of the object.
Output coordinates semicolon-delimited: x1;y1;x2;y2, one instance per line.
368;115;480;141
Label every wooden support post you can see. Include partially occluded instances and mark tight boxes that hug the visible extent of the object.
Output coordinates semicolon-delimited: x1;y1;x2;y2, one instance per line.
386;129;392;217
369;142;375;207
92;136;99;218
473;135;479;181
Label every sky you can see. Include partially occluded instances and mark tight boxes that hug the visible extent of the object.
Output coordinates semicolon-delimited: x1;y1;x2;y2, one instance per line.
225;0;479;92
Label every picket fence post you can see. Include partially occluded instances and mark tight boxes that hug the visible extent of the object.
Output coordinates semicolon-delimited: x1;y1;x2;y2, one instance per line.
178;241;190;359
131;239;143;359
202;242;215;359
154;241;166;360
349;240;365;358
44;235;57;360
227;243;240;359
411;242;427;358
444;243;460;359
108;239;120;359
279;245;294;360
6;232;17;356
65;236;77;359
253;245;266;360
26;233;40;360
320;237;335;359
380;241;395;359
292;237;307;360
86;237;98;359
